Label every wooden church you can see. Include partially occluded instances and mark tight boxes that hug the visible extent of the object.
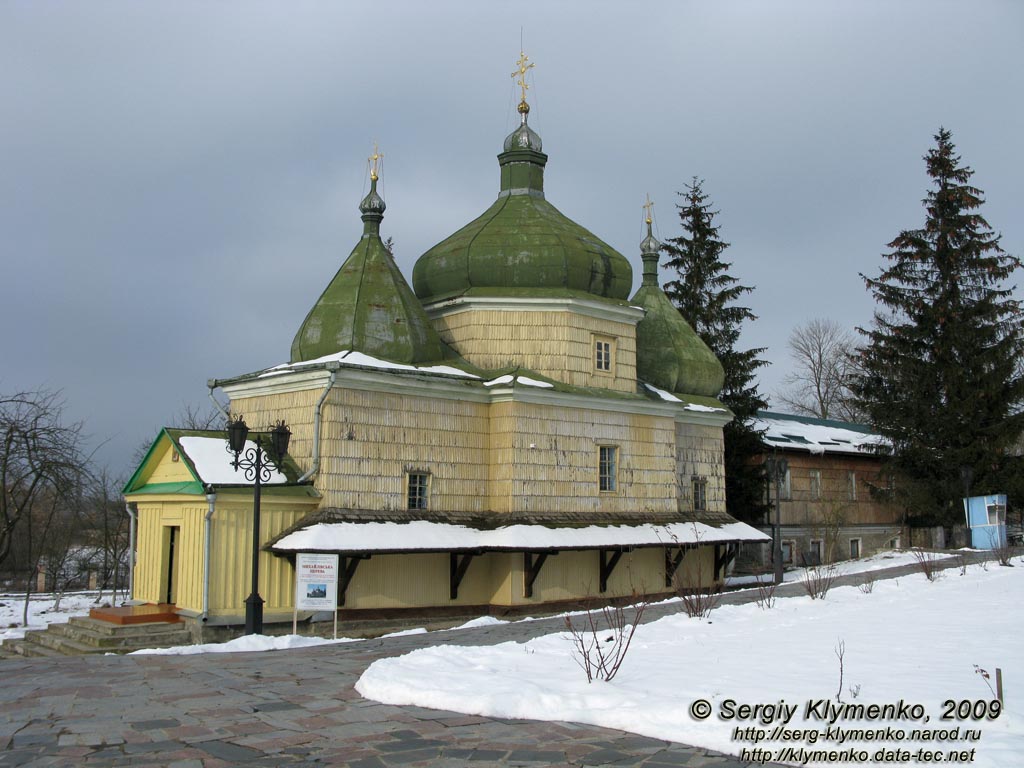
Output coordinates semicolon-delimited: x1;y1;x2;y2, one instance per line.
124;56;767;631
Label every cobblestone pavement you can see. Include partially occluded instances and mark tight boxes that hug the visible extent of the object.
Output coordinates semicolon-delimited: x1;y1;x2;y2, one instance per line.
0;555;984;767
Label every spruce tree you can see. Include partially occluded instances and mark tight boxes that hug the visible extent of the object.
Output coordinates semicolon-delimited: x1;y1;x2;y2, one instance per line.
853;129;1024;524
662;178;769;523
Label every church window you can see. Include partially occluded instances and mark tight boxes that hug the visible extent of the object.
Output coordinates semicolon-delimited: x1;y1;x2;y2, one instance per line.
407;472;430;510
598;446;618;492
594;336;614;373
809;469;822;499
692;476;707;511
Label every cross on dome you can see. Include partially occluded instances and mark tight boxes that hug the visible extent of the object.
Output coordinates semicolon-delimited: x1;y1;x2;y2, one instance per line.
511;50;535;116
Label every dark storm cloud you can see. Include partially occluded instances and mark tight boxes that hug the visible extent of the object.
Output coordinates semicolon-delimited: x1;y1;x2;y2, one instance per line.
2;0;1021;474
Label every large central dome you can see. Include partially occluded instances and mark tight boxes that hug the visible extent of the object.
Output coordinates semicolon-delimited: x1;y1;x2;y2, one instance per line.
412;110;633;303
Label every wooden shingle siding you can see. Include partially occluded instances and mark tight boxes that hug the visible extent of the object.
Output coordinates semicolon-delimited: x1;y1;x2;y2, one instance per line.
432;308;638;393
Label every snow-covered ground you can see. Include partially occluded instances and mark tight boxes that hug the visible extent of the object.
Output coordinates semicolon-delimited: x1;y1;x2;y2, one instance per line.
357;563;1023;768
726;549;955;587
0;590;116;641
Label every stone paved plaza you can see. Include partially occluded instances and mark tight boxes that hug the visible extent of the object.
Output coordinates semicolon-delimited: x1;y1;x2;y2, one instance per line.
0;557;971;767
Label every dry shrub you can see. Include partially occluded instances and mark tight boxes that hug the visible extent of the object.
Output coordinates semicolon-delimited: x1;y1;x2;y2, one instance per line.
993;542;1015;567
912;548;943;581
857;572;875;594
755;576;777;609
802;564;838;599
564;596;648;683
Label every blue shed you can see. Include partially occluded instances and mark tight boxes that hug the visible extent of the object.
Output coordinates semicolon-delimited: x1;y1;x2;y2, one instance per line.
963;494;1007;549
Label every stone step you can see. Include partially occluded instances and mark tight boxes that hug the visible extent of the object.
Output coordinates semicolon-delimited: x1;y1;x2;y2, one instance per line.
2;633;66;659
24;627;107;656
55;619;192;650
67;616;188;637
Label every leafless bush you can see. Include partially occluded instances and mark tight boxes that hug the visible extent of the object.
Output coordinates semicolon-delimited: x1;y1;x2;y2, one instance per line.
564;596;648;683
912;549;943;581
679;585;723;618
857;572;875;594
802;564;838;599
755;577;777;609
955;553;968;576
993;542;1015;567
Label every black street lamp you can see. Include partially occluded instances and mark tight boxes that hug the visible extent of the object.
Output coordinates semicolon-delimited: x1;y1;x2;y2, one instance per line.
764;454;789;585
226;415;291;635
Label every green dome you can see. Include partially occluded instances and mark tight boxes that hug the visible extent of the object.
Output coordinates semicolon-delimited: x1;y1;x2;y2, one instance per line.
631;223;724;398
290;177;450;365
412;115;633;303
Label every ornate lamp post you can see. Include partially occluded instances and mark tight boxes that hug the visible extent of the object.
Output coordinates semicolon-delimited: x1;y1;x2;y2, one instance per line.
226;415;291;635
765;454;789;585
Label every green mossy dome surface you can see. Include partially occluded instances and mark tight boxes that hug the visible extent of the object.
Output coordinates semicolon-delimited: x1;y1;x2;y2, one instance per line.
413;119;633;303
290;178;450;365
631;228;724;398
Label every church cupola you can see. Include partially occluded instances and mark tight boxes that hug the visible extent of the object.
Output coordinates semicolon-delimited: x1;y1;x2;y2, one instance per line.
631;198;725;398
290;148;450;365
412;52;633;304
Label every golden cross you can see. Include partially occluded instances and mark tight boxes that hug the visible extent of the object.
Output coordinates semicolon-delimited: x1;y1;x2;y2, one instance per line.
643;194;655;224
369;143;383;181
511;50;534;105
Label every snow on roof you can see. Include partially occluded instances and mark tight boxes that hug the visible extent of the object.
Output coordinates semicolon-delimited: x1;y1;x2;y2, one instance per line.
484;375;554;389
258;350;479;380
272;519;768;553
753;412;884;456
178;436;290;485
641;383;727;413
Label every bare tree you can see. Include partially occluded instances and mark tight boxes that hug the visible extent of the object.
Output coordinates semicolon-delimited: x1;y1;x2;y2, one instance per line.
82;469;131;604
0;390;88;570
776;319;863;422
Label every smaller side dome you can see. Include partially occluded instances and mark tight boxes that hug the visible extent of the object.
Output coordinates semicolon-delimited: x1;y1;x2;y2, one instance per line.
631;217;724;397
290;171;450;365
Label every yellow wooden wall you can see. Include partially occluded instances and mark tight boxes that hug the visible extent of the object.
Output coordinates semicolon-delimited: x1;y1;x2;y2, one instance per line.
233;387;491;513
432;307;638;393
675;422;727;513
490;401;679;517
341;546;717;609
143;440;195;485
206;497;314;618
131;494;315;617
133;500;207;611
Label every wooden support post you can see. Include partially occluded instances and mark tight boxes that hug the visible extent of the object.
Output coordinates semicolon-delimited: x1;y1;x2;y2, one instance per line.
714;543;738;581
665;547;686;588
338;554;370;607
524;551;556;598
449;553;476;600
599;549;624;594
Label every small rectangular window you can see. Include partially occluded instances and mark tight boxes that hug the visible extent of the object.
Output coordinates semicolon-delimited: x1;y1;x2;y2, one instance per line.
809;469;822;500
850;538;862;559
594;337;613;373
599;446;618;492
407;472;429;510
847;471;857;501
809;539;824;565
987;504;1006;525
692;476;708;511
781;468;792;500
782;541;794;564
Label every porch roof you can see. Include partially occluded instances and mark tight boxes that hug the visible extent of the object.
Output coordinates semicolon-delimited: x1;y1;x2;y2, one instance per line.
269;518;769;555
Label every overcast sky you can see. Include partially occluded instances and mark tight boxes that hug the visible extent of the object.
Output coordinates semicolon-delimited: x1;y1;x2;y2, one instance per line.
2;1;1022;476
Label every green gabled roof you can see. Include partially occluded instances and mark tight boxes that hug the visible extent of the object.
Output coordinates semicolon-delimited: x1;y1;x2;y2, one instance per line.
123;428;318;497
412;115;633;304
291;177;451;365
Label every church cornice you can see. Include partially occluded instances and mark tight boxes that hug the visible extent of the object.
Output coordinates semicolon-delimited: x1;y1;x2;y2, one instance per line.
423;293;646;326
217;365;732;426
